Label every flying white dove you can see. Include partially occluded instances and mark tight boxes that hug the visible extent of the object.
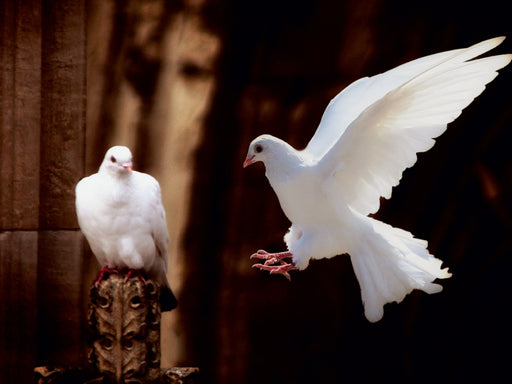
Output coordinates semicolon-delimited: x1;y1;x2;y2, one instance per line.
75;146;177;311
243;37;511;322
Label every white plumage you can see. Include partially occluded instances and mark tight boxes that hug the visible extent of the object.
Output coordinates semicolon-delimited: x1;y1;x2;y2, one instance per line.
244;37;511;322
75;146;177;311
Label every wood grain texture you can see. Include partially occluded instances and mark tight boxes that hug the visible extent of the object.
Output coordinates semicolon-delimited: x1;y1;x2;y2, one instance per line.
37;230;86;367
0;1;87;383
0;3;42;383
0;231;38;384
0;0;41;230
40;0;86;229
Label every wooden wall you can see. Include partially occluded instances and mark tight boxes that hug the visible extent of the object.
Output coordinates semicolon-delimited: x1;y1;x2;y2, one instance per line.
0;1;87;383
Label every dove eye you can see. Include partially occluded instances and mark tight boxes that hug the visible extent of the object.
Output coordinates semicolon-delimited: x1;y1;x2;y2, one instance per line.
255;145;263;153
110;155;117;163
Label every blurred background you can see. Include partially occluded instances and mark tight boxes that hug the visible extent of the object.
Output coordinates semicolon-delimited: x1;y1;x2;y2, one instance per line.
1;0;512;383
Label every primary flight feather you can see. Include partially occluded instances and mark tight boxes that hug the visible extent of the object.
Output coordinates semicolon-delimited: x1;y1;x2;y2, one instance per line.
75;146;177;311
244;37;511;322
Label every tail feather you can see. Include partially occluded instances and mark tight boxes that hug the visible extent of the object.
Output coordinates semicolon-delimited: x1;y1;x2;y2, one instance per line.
350;217;451;322
151;257;178;312
160;285;178;312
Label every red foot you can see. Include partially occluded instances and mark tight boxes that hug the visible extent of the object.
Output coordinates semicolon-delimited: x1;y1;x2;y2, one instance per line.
93;266;119;287
124;269;147;283
250;250;297;281
250;250;293;265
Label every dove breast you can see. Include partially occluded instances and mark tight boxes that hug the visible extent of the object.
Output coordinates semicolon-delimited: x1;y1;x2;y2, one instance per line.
75;170;163;271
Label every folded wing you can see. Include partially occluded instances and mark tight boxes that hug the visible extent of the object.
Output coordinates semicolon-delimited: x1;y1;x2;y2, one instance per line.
136;172;170;270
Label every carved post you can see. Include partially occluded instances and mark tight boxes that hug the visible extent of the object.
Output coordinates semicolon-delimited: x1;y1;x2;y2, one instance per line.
88;273;162;382
35;272;199;383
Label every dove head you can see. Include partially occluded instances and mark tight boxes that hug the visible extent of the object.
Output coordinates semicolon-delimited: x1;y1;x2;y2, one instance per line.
100;146;133;176
243;134;299;175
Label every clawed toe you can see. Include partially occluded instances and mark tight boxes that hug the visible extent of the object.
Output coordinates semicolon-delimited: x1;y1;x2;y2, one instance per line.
250;250;271;259
252;262;296;281
93;267;148;286
250;250;297;280
93;266;119;287
250;250;292;261
124;269;147;283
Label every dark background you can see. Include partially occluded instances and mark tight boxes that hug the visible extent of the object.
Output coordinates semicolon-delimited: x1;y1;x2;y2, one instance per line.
1;0;511;383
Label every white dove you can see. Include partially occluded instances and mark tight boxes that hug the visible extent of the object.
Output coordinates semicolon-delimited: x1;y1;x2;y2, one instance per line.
243;37;511;322
75;146;177;311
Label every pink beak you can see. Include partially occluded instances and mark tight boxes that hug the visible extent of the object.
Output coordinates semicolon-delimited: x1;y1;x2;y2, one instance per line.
122;163;133;172
243;155;255;168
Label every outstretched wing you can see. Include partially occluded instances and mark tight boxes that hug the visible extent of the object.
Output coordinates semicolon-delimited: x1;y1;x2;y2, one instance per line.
310;37;510;215
305;42;474;160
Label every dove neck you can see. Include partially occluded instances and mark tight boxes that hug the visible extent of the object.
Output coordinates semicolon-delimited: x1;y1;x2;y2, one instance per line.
264;145;303;183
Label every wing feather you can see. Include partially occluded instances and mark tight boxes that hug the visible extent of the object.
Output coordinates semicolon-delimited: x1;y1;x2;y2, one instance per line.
313;37;511;215
303;40;497;160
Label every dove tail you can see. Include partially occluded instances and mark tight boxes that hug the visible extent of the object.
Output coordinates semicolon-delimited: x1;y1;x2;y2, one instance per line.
349;216;451;322
160;285;178;312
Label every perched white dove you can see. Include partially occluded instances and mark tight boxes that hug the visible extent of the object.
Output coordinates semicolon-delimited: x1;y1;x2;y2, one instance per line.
75;146;177;311
244;37;511;322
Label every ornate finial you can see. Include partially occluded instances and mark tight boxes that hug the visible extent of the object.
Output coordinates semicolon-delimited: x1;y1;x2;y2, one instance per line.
35;271;199;383
88;273;161;382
